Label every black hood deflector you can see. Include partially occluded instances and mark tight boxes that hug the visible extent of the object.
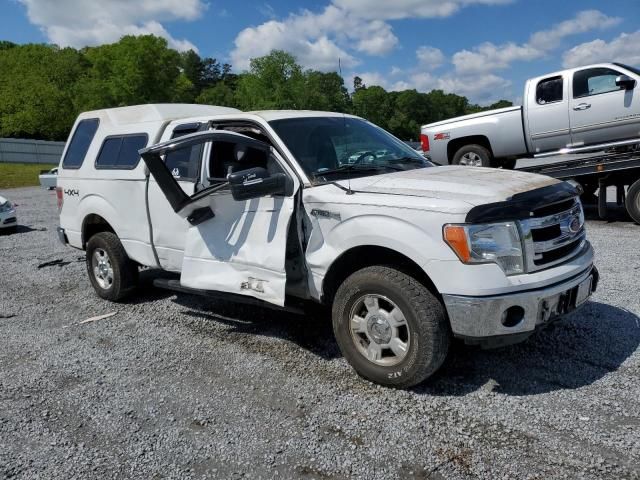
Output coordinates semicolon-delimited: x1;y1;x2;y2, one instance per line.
465;181;579;223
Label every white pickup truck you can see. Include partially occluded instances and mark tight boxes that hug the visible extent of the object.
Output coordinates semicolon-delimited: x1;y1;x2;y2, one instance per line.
421;63;640;168
56;104;597;388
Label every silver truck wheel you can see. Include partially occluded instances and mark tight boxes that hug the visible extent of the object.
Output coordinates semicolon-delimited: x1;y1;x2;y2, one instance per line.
349;294;410;367
459;151;483;166
92;248;114;290
452;144;492;167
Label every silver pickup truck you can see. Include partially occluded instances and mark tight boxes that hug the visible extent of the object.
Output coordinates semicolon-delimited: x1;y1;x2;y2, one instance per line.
421;62;640;168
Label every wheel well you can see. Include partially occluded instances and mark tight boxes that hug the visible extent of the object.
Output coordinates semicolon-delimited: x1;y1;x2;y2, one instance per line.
321;246;439;305
447;135;493;164
82;214;115;248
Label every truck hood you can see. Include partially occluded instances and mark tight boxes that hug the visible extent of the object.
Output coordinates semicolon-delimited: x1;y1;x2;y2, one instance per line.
334;166;559;206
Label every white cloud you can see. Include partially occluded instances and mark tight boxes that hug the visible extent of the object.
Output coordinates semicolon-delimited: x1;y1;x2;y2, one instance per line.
562;31;640;68
230;0;513;71
18;0;204;51
416;46;445;69
332;0;513;20
452;42;540;75
529;10;621;51
450;10;620;77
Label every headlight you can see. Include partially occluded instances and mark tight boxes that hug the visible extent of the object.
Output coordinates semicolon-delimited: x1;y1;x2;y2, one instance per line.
444;222;524;275
0;201;13;213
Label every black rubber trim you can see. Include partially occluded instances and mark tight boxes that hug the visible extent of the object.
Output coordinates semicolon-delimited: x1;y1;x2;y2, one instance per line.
465;181;579;223
139;130;271;213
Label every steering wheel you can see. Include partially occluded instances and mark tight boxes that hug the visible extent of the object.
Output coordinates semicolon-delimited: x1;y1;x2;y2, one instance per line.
351;151;377;165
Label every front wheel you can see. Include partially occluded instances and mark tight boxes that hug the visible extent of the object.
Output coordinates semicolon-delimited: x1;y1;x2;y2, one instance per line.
452;144;492;167
332;266;450;388
626;179;640;224
86;232;138;301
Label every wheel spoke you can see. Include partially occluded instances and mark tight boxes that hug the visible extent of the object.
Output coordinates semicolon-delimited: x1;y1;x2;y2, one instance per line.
366;343;382;361
350;315;367;334
389;337;408;357
93;266;101;279
363;296;379;314
389;307;406;327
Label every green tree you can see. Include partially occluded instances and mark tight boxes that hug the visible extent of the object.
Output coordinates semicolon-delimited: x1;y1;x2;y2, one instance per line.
0;44;86;139
235;50;305;110
301;70;350;112
196;81;238;108
351;86;393;130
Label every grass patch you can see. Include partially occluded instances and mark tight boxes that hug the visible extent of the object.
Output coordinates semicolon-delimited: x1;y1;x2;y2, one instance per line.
0;162;57;189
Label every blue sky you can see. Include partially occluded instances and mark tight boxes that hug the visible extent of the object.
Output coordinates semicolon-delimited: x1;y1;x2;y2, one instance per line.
2;0;639;104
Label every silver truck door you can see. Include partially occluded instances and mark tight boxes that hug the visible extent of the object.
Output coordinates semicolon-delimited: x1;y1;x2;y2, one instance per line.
526;75;572;153
569;66;640;147
140;131;296;307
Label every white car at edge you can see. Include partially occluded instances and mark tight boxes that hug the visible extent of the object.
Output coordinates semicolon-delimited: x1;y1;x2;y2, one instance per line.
0;195;17;232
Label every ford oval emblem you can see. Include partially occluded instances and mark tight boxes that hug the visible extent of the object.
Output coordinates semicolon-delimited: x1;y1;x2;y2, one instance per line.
568;216;581;233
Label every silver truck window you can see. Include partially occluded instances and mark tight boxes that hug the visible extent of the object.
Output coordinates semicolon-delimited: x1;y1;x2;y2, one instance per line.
536;76;563;104
61;118;99;169
95;134;148;170
573;67;623;98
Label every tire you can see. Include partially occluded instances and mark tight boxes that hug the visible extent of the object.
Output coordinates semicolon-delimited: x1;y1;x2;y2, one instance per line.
626;179;640;224
332;266;450;388
86;231;138;301
500;158;517;170
452;144;492;167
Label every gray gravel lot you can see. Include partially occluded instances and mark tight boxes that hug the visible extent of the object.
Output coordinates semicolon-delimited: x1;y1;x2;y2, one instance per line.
1;186;639;479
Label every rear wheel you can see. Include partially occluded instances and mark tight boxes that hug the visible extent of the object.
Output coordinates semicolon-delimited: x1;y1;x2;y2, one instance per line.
332;266;449;388
452;144;492;167
86;232;138;301
626;179;640;224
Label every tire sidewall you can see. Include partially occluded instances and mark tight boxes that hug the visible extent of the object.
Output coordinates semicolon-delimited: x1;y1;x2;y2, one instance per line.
86;233;123;300
332;268;447;387
626;181;640;224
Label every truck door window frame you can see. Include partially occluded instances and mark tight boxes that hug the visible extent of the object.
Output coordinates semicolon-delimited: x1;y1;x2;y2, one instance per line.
536;76;564;105
140;131;293;214
572;67;625;99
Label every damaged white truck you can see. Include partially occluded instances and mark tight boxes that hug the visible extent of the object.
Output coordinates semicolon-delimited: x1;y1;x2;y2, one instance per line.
56;104;598;388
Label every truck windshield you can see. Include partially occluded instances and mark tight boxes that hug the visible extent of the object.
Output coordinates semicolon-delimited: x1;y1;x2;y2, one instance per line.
269;117;429;183
613;62;640;76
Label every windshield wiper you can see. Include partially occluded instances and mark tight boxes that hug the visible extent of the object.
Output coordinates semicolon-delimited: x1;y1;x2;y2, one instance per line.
313;164;404;178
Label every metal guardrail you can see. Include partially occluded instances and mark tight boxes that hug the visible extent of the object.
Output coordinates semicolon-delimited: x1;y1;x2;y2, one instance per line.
0;138;65;164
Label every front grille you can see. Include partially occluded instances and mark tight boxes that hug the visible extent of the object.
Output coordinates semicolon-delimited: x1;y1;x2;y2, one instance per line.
519;199;586;272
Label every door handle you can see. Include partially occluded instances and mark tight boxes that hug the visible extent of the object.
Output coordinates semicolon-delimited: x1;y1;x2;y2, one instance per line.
573;103;591;111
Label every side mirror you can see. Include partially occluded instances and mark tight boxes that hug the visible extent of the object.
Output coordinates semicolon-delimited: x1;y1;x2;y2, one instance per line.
616;74;636;90
228;167;287;201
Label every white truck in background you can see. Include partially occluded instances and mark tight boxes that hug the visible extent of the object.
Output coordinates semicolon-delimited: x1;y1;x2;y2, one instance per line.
421;63;640;169
56;104;597;388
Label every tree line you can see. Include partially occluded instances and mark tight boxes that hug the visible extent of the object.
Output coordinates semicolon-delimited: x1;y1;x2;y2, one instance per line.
0;36;511;142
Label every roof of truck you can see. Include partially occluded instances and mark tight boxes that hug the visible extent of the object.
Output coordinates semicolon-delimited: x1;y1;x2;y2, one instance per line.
76;103;241;126
248;110;359;121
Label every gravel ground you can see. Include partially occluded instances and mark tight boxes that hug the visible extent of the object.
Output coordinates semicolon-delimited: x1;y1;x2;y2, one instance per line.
1;186;639;480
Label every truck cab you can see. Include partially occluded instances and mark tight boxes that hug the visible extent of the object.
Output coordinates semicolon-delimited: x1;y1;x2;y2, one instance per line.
57;104;598;388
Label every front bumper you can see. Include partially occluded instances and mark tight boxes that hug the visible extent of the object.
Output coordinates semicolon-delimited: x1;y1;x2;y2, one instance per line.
0;213;17;228
443;264;598;348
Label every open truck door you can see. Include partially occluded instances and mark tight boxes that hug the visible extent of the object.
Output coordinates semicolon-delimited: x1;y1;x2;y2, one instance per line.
140;131;297;307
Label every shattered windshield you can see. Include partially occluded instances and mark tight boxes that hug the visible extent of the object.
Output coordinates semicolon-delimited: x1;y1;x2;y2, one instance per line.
269;117;430;183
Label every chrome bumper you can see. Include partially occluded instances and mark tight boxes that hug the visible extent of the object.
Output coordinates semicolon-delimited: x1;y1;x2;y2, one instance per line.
443;264;598;347
56;226;68;245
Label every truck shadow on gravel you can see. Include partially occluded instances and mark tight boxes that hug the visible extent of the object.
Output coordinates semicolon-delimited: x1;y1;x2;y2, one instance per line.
416;301;640;396
171;295;341;361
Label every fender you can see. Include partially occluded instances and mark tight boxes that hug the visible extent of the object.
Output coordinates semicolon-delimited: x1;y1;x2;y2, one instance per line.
305;213;456;299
